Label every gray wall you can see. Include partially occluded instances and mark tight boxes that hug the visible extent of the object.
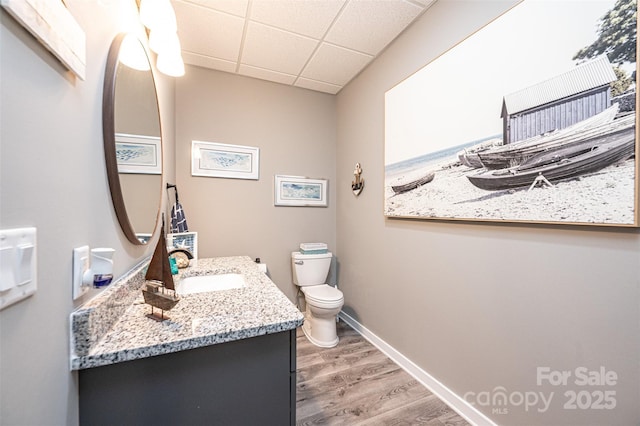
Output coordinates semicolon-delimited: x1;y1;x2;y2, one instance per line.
2;0;639;425
336;1;640;425
0;1;175;424
175;66;337;301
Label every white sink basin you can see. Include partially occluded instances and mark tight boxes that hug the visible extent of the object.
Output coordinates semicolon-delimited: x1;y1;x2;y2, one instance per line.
176;273;246;295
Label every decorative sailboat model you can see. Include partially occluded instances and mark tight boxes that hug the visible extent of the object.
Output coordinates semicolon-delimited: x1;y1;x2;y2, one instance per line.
142;222;180;321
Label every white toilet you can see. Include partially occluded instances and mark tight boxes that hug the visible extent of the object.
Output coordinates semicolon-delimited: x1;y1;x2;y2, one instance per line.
291;251;344;348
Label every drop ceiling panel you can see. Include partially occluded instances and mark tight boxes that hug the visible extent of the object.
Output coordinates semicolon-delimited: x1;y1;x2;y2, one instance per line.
325;0;424;55
295;77;341;95
411;0;435;6
174;1;245;61
241;22;319;75
250;0;347;39
183;51;236;73
171;0;432;94
177;0;248;17
302;43;372;86
238;64;297;85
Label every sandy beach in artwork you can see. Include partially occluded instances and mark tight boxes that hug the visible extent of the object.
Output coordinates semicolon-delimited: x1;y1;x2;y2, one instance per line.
384;157;637;225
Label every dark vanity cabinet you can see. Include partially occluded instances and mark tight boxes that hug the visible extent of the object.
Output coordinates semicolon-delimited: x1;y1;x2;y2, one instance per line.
79;329;297;425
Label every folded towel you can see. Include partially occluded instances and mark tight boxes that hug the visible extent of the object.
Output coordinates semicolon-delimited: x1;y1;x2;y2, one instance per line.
300;242;327;252
300;249;329;255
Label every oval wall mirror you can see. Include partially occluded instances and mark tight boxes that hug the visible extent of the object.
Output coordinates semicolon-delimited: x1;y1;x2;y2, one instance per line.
103;33;163;245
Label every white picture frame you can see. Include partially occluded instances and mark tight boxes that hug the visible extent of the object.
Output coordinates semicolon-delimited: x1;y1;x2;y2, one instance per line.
384;0;638;227
167;232;198;261
192;141;260;180
274;175;328;207
115;133;162;175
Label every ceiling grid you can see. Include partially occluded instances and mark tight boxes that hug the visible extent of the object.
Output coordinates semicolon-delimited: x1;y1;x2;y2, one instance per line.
173;0;435;94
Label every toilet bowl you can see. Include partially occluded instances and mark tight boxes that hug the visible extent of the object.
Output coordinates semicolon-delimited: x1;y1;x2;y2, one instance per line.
291;251;344;348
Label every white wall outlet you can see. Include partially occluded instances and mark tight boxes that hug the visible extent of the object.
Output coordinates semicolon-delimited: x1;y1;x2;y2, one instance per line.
72;246;90;300
0;227;37;310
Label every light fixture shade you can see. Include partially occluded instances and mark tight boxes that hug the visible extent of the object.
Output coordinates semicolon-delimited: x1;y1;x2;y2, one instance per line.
139;0;177;32
149;29;180;55
139;0;184;77
157;51;185;77
118;34;151;71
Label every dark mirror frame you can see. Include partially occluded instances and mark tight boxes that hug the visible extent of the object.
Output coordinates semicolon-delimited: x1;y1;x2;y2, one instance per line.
102;33;162;245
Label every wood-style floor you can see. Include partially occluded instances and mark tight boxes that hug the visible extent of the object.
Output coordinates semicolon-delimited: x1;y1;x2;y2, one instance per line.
296;321;471;426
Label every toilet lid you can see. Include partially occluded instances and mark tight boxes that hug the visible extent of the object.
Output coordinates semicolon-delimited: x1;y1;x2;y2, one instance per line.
302;285;343;303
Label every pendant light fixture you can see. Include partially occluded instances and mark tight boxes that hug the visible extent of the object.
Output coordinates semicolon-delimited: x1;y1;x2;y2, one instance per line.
138;0;185;77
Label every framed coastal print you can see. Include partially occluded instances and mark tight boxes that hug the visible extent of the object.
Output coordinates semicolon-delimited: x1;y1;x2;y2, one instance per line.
384;0;638;227
274;175;328;207
192;141;259;180
115;133;161;174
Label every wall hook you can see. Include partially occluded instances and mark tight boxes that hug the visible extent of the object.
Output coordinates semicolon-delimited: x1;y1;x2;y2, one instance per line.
351;163;364;196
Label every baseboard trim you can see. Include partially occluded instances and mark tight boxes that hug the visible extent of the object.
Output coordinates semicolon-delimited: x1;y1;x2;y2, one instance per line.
338;311;496;426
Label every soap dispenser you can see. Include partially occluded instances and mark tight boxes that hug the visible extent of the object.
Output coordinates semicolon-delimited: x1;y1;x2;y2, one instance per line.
82;248;115;288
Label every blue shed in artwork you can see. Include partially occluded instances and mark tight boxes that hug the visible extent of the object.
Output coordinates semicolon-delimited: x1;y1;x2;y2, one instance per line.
501;55;617;145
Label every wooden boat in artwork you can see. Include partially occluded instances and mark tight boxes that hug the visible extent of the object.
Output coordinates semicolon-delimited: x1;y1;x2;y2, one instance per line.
457;137;502;169
391;171;435;194
467;125;636;191
460;153;485;169
477;104;622;170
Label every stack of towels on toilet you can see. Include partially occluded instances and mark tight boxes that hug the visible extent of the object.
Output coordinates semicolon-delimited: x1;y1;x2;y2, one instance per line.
300;243;328;255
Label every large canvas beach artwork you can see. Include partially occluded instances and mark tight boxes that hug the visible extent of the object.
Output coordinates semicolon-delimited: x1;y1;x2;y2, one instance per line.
384;0;638;226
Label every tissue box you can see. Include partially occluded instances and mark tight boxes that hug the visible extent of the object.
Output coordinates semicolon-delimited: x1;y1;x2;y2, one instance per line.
300;243;328;254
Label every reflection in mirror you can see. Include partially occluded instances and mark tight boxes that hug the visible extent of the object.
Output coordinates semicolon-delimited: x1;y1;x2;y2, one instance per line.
103;33;162;245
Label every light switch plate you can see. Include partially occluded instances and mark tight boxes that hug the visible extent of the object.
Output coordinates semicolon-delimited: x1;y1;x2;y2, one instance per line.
0;227;37;310
72;246;89;300
16;244;34;286
0;246;14;292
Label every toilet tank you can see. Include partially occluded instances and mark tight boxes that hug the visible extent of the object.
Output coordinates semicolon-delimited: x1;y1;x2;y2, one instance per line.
291;252;332;286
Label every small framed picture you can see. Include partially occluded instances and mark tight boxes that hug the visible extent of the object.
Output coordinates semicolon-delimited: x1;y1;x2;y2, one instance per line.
274;175;328;207
115;133;161;174
192;141;259;180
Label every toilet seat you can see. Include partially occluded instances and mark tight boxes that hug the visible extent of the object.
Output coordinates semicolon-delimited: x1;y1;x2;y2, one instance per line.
302;285;343;307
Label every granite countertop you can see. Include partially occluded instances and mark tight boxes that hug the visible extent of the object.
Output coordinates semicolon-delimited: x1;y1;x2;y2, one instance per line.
70;256;304;370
